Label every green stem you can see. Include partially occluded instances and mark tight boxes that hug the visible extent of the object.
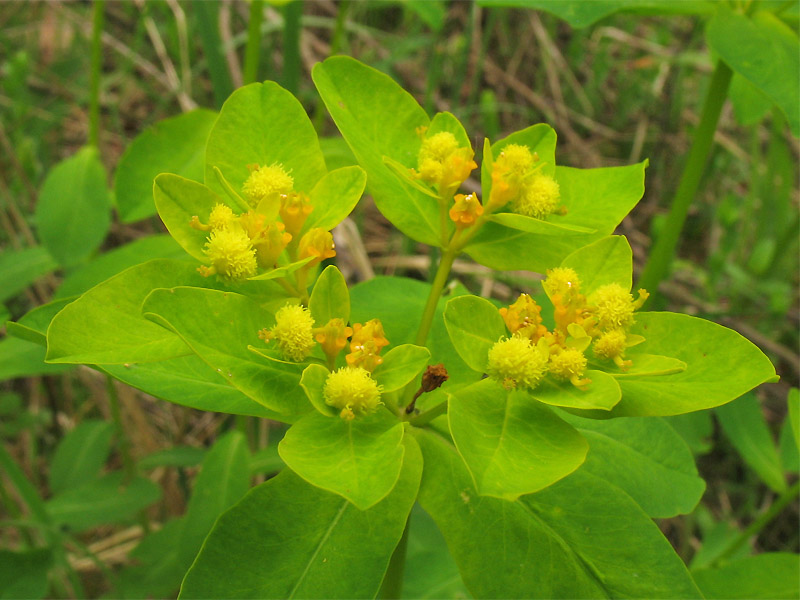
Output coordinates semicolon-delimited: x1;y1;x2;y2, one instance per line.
311;0;350;132
714;480;800;564
408;398;448;426
378;516;411;599
414;247;457;346
636;59;733;305
282;0;303;94
106;376;134;481
243;0;265;85
196;1;234;109
88;0;105;148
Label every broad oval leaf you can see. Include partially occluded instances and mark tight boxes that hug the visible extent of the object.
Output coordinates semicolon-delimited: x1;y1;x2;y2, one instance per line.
531;370;622;411
301;166;366;236
559;235;633;295
300;363;335;417
0;246;57;304
35;146;110;267
278;409;405;510
49;420;113;494
448;379;588;499
692;553;800;600
115;109;217;223
309;265;350;325
372;344;431;393
443;295;505;373
180;435;422;599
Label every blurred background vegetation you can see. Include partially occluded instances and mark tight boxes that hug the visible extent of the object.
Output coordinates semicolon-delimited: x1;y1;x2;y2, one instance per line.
0;1;797;597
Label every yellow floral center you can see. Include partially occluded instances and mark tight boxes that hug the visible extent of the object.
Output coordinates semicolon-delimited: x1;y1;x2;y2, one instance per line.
512;174;561;219
323;366;383;420
200;227;258;282
242;163;294;206
260;303;316;362
486;336;549;391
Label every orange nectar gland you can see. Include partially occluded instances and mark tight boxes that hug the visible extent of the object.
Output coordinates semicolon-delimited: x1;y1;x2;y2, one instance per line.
487;336;549;391
488;143;536;209
346;319;390;372
589;283;649;332
415;131;477;194
241;163;294;207
499;294;546;341
549;347;591;389
314;318;353;362
593;328;631;370
298;228;336;267
449;193;483;229
251;222;292;269
199;226;258;282
279;193;313;238
258;303;315;362
512;174;563;219
323;366;383;421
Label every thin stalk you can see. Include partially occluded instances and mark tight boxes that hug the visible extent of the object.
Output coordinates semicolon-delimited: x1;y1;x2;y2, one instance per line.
378;516;411;599
282;0;303;94
636;59;733;304
88;0;105;148
242;0;265;85
312;0;351;132
715;480;800;564
408;398;448;427
106;376;134;481
414;247;457;346
196;1;234;108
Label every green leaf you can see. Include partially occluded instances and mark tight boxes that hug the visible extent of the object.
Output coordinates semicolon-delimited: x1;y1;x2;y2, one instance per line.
560;412;705;517
250;445;285;476
301;166;366;236
319;136;357;171
278;409;404;510
0;247;56;303
448;379;587;499
716;393;786;493
45;472;161;533
476;0;715;27
404;0;446;31
482;124;557;194
46;259;210;365
300;363;334;416
465;162;647;272
429;111;472;147
0;549;53;600
313;57;440;247
610;312;778;416
601;353;687;378
372;344;431;393
729;72;773;127
532;370;622;411
6;298;75;346
414;428;702;599
179;431;251;568
180;435;423;599
55;235;185;299
141;286;309;421
138;446;206;470
115;109;217;223
789;388;799;452
246;255;313;281
309;265;350;325
0;337;72;381
117;519;186;599
693;553;800;600
35;146;110;267
403;505;470;599
706;8;800;136
667;411;714;455
443;295;506;373
49;420;113;493
100;356;278;418
560;235;632;295
489;212;595;235
205;81;327;197
154;173;229;262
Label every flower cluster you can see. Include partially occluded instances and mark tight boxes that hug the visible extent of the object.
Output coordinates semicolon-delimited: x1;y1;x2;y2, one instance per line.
487;269;649;391
259;305;391;420
190;163;334;282
488;144;564;218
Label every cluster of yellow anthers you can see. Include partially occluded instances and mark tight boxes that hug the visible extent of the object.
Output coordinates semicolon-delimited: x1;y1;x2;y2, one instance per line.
410;131;566;230
258;304;391;421
190;163;334;282
487;267;649;391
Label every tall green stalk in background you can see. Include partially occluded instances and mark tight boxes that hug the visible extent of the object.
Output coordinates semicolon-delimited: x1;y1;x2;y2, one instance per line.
88;0;105;149
242;0;265;85
282;0;303;94
636;60;733;305
196;1;235;109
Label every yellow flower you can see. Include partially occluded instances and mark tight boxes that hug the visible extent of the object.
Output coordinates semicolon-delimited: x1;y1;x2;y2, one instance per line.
542;267;581;300
260;303;315;362
251;221;292;269
298;228;336;267
314;318;353;363
346;319;390;372
449;193;484;229
589;284;648;331
279;192;314;238
242;163;294;206
486;336;549;390
323;366;383;420
199;227;258;282
498;293;545;341
416;131;476;194
549;348;591;389
488;143;535;209
190;203;237;232
593;328;631;370
512;174;561;219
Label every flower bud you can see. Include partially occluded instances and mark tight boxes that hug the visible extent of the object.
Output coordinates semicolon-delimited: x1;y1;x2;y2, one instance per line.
279;192;314;238
499;293;545;340
314;318;353;363
200;227;258;282
449;193;483;229
298;228;336;267
242;163;294;206
488;144;535;209
260;303;316;362
346;319;390;372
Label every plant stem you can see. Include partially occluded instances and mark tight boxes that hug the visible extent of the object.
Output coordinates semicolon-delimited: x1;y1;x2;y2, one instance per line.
408;398;448;426
242;0;264;85
196;1;234;108
106;376;134;481
414;247;457;346
715;480;800;564
88;0;105;149
636;59;733;305
378;516;411;599
282;0;303;95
